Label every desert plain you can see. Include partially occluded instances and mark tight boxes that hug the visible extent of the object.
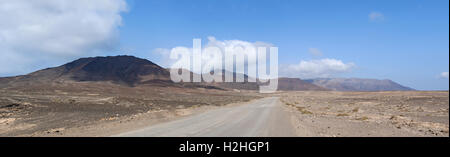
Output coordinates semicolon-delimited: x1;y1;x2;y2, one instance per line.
0;84;447;137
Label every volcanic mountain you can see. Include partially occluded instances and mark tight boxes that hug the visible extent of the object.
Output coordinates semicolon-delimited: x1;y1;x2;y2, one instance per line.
0;55;330;91
0;56;259;90
0;55;172;87
170;70;327;91
165;69;260;90
305;78;414;91
277;78;329;91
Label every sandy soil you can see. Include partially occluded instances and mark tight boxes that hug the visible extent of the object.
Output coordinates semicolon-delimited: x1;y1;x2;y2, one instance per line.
1;84;448;137
0;82;260;136
31;99;256;137
277;91;449;137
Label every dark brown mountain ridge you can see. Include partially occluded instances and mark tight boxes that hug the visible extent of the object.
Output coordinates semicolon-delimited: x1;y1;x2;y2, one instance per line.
0;55;348;91
1;55;171;87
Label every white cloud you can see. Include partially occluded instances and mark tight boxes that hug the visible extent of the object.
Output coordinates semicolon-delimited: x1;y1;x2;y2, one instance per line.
154;36;275;78
440;72;449;79
369;12;384;22
0;0;127;75
308;48;323;56
282;59;355;79
151;48;172;68
155;38;354;80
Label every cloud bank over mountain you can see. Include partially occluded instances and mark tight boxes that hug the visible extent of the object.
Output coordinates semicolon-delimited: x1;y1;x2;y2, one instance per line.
281;58;355;79
154;37;355;80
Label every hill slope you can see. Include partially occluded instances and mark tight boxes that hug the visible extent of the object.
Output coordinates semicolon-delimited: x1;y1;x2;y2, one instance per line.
305;78;414;91
0;55;172;87
277;78;329;91
0;55;332;91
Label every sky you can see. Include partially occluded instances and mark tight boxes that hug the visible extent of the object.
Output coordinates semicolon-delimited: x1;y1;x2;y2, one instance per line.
0;0;448;90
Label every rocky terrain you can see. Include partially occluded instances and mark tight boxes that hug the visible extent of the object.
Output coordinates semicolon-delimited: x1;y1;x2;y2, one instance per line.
0;82;260;136
278;91;449;137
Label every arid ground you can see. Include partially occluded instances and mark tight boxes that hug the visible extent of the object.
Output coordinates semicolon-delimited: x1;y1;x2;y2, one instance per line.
278;91;449;137
0;82;259;136
0;85;448;137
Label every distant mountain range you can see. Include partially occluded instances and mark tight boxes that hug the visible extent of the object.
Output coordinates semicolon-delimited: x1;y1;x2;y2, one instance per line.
277;78;329;91
166;69;328;91
305;78;414;91
0;55;414;92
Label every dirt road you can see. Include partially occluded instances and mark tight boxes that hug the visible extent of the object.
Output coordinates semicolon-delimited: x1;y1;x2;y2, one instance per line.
114;97;296;137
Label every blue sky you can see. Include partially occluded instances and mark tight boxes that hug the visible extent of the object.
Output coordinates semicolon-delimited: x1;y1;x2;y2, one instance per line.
115;0;449;90
0;0;448;90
